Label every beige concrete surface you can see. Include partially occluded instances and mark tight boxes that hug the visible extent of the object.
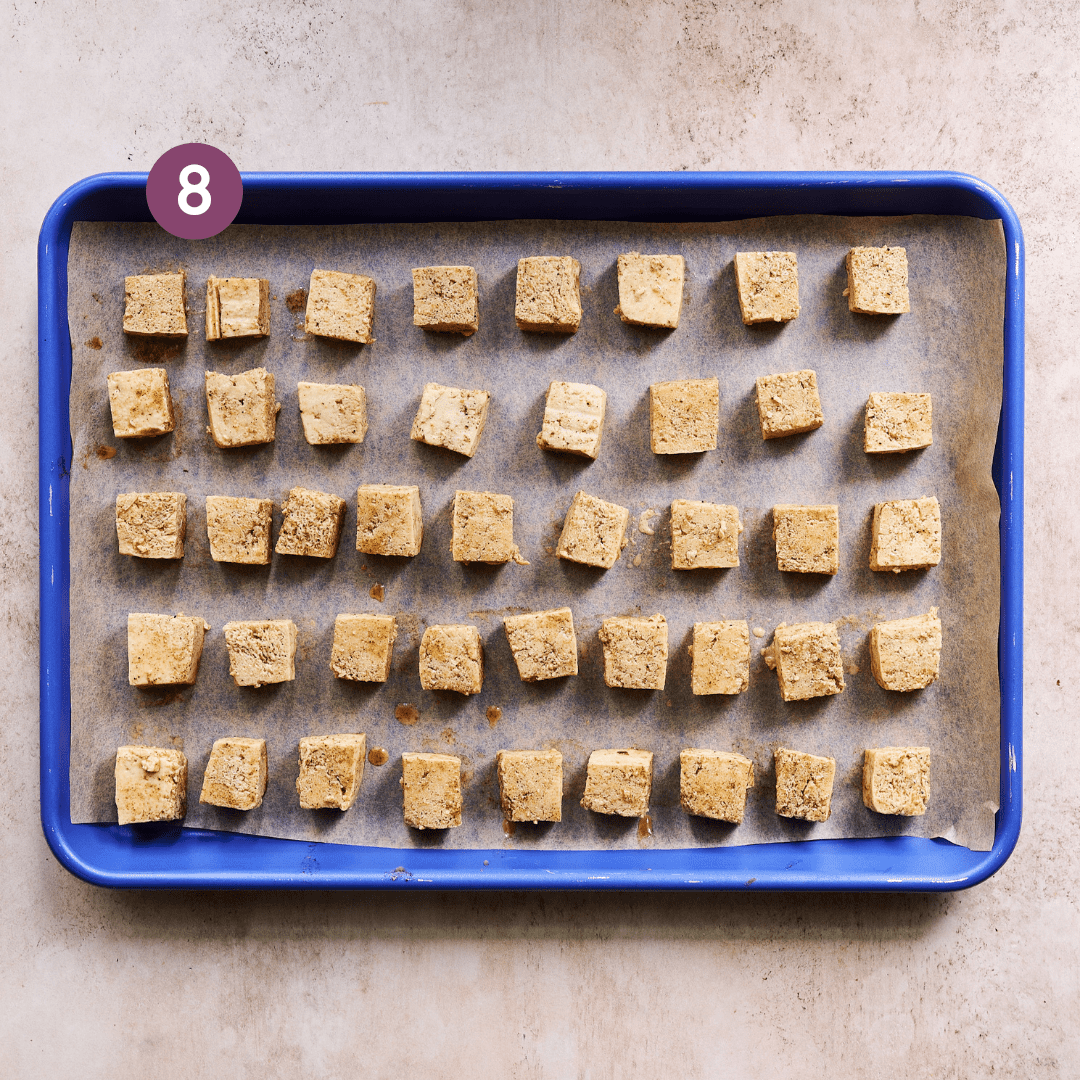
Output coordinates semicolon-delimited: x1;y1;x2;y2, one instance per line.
0;1;1073;1076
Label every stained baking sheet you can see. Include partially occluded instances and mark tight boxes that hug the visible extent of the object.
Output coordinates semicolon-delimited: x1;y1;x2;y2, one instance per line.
66;215;1003;851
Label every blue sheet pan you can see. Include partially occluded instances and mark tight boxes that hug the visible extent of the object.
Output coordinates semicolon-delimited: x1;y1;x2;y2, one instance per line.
38;171;1024;890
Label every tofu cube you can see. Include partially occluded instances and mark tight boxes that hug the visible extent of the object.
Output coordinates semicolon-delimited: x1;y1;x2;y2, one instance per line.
205;276;269;339
755;370;824;440
304;269;376;343
115;492;186;559
598;614;668;690
846;246;911;314
555;491;630;569
503;607;578;682
690;620;750;696
650;378;719;454
355;484;423;557
770;622;845;701
864;392;932;453
123;273;188;337
205;496;273;565
671;500;741;569
418;624;483;695
410;383;490;457
497;749;563;823
773;504;840;575
106;368;176;438
401;752;462;829
580;749;653;817
297;382;368;445
862;747;931;816
515;256;582;333
223;620;297;687
734;251;800;324
127;613;207;686
205;368;278;447
199;737;268;810
616;252;685;329
451;490;527;565
412;265;479;335
870;497;941;572
331;614;397;682
869;610;942;691
296;733;367;811
680;749;755;822
114;745;188;824
274;487;346;558
774;747;836;822
536;381;607;460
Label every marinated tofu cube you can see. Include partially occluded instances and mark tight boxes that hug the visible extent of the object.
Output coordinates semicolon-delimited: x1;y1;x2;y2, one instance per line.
650;378;719;454
355;484;423;557
297;733;367;810
123;273;188;337
774;747;835;822
412;265;479;335
616;252;684;329
690;620;750;696
199;737;268;810
401;752;462;829
410;382;490;457
114;745;188;824
555;491;630;569
864;392;932;453
127;613;207;686
755;370;824;440
205;276;269;339
846;246;910;314
580;749;653;817
304;269;376;343
205;368;278;447
451;490;527;565
869;497;941;572
297;382;367;445
862;746;931;815
515;256;582;333
680;749;754;822
772;504;839;575
205;496;273;565
223;620;297;687
536;381;607;459
274;487;346;558
734;251;799;324
503;607;578;682
598;614;668;690
869;610;942;691
671;500;741;569
115;492;186;559
106;368;175;438
497;749;563;823
768;622;845;701
418;624;483;695
330;614;397;682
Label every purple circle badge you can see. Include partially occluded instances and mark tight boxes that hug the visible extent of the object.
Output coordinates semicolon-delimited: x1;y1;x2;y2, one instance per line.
146;143;243;240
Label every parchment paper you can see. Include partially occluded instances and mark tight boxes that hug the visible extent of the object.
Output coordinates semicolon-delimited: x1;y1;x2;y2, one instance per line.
66;215;1003;851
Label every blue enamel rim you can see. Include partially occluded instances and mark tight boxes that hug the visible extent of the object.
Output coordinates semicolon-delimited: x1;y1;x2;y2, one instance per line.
38;171;1023;890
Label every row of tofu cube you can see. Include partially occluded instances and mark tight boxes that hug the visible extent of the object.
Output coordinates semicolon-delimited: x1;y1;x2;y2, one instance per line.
128;608;941;697
113;739;931;830
119;247;910;345
107;365;933;457
116;485;941;573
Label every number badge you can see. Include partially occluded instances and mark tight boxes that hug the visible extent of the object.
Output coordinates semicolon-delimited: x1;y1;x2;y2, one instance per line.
146;143;243;240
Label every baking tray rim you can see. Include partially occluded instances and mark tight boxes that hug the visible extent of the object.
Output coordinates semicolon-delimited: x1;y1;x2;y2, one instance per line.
38;169;1024;891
